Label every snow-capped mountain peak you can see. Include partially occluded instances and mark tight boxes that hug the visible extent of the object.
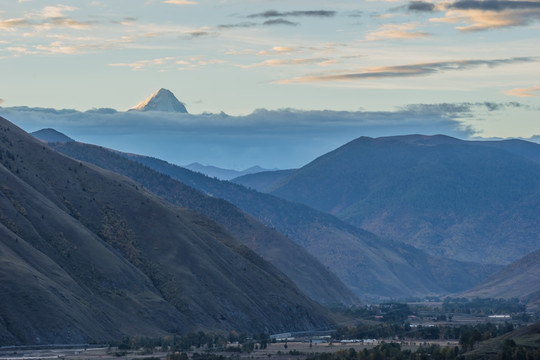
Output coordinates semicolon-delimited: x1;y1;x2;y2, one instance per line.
130;88;188;113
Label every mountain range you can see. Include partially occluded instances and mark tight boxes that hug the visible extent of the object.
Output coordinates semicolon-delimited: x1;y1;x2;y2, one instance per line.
185;162;275;181
40;137;499;300
0;116;331;345
235;135;540;265
17;121;540;344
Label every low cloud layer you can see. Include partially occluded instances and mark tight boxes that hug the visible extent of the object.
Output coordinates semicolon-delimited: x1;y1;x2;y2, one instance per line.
1;102;527;169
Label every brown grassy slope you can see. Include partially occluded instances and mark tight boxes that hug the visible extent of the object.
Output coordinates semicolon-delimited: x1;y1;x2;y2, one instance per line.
0;116;331;344
469;321;540;357
459;250;540;310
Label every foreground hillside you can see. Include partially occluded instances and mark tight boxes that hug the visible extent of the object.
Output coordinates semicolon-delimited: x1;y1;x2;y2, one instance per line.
240;135;540;265
89;151;498;299
46;141;359;306
0;117;331;345
469;321;540;359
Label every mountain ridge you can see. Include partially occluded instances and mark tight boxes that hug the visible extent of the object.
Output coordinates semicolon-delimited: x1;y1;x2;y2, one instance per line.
257;134;540;265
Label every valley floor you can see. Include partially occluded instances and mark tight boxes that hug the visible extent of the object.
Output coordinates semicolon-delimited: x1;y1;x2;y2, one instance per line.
0;340;461;360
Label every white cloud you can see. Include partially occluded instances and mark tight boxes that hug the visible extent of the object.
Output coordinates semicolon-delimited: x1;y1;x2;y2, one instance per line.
504;85;540;97
430;2;540;32
40;5;77;19
366;23;430;40
163;0;197;5
240;57;330;68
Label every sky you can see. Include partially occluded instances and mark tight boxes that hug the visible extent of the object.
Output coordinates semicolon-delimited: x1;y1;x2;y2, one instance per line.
1;0;539;169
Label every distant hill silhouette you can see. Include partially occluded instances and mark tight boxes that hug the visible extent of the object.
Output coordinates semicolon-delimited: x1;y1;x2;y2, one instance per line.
256;135;540;265
0;116;331;344
32;128;74;143
185;162;276;181
233;169;296;191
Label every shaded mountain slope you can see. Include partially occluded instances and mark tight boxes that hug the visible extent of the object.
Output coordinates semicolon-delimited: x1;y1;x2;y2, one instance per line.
232;169;296;192
264;135;540;265
459;249;540;311
103;153;499;300
473;138;540;165
47;141;359;306
0;116;331;344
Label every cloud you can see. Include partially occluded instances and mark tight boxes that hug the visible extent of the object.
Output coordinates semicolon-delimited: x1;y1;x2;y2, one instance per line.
0;99;3;105
402;101;526;114
431;0;540;31
0;18;33;29
408;1;436;12
263;19;299;26
109;56;226;71
110;57;177;71
248;10;336;18
40;5;76;18
217;22;257;29
278;57;536;83
163;0;197;4
34;41;81;54
184;30;217;38
240;58;330;69
1;104;481;169
504;85;540;97
257;46;301;56
0;5;95;31
447;1;540;11
366;23;431;40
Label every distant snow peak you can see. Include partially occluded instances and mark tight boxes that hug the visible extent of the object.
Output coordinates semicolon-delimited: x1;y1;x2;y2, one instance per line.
131;88;188;113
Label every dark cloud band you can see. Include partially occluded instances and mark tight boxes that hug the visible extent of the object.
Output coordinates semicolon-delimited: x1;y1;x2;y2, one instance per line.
217;22;257;29
263;19;299;26
448;0;540;11
282;57;537;83
248;10;336;18
408;1;436;12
